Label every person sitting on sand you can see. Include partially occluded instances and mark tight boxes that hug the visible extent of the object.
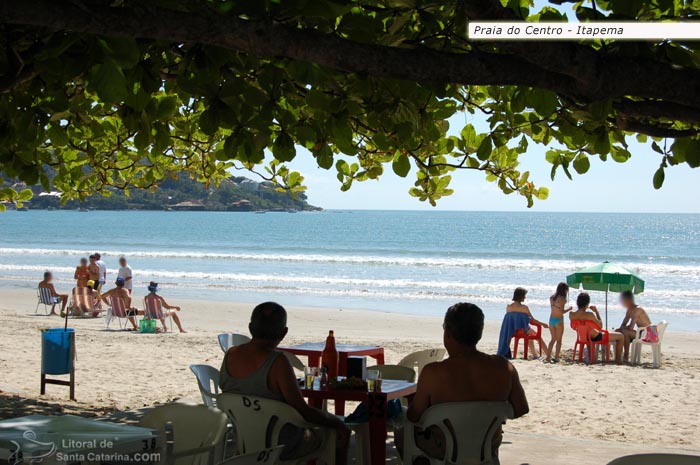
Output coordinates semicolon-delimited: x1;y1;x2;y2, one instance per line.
219;302;350;464
570;293;625;364
38;271;68;316
74;258;90;288
615;290;652;362
70;282;102;317
505;287;549;359
101;277;141;330
144;282;186;333
397;302;529;463
546;282;572;363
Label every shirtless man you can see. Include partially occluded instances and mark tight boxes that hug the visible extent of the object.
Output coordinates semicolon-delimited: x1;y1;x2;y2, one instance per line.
101;277;141;330
400;302;529;461
38;272;68;315
615;290;652;362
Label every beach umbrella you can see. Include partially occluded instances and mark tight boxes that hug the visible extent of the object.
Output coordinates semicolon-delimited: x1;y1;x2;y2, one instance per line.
566;261;645;329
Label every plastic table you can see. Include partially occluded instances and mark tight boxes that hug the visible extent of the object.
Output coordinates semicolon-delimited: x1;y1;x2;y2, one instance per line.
280;343;385;375
301;380;416;465
0;414;161;464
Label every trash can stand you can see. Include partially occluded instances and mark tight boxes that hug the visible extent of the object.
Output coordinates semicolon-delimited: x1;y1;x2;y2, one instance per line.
40;328;76;400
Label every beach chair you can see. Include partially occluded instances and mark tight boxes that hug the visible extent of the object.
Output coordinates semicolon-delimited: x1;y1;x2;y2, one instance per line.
217;393;337;465
402;401;514;465
144;296;173;332
218;333;252;352
511;320;545;360
631;321;668;368
139;403;229;465
571;321;611;364
607;453;700;465
398;349;446;377
367;364;416;383
69;287;100;318
190;364;221;408
217;447;284;465
107;295;133;330
36;287;59;315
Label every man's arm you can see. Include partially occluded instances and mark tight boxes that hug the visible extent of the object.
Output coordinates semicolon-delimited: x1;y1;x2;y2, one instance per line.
619;309;632;329
272;356;349;433
48;284;59;297
406;363;436;423
100;289;113;306
507;362;529;419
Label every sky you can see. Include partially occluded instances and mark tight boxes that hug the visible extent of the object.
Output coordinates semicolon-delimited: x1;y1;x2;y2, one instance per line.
285;117;700;213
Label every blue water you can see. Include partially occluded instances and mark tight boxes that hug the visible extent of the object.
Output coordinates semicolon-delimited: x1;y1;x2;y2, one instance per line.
1;210;699;330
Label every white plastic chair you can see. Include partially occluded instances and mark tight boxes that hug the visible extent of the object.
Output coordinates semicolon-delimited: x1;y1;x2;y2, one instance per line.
402;401;514;465
217;393;336;465
190;364;221;407
631;321;668;368
398;349;446;377
218;333;252;353
36;287;59;315
218;446;284;465
139;403;229;465
607;454;700;465
367;364;416;383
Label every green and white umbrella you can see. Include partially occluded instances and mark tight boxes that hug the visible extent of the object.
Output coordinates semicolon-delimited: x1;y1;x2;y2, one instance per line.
566;261;645;329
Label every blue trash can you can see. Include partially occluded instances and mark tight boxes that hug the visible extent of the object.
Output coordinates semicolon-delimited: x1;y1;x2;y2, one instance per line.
41;328;74;375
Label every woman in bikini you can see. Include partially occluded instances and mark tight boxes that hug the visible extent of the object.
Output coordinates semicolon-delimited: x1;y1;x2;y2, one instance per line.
546;282;572;363
506;287;549;360
74;257;90;288
570;292;625;364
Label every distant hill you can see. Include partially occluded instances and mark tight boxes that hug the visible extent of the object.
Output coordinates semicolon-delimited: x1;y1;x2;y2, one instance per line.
5;175;321;212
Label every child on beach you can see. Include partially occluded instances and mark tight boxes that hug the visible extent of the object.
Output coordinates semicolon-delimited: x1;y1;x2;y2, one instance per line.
506;287;549;359
546;282;572;363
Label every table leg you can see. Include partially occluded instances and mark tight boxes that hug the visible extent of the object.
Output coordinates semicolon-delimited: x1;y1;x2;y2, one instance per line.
334;401;346;416
367;392;388;465
374;349;385;365
308;354;321;368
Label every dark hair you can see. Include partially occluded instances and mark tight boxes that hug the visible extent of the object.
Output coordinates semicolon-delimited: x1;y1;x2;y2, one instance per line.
512;287;528;302
621;290;635;302
443;302;484;346
80;257;87;263
43;271;51;279
95;253;101;259
89;254;96;260
553;282;569;299
577;292;591;309
249;302;288;341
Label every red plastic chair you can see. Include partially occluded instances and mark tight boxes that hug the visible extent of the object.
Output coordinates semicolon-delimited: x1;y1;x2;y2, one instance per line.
572;320;610;364
512;320;545;360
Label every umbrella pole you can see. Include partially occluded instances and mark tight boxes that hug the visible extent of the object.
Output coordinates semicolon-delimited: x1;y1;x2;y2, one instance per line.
605;289;608;330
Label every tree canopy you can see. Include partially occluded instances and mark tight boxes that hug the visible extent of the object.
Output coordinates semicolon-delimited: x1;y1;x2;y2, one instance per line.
1;0;699;209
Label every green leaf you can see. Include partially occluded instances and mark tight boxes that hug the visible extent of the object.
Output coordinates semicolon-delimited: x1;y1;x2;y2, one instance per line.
17;189;33;202
199;108;219;135
272;131;296;162
47;125;68;147
476;137;492;161
89;62;127;103
653;167;665;189
572;154;591;174
392;153;411;177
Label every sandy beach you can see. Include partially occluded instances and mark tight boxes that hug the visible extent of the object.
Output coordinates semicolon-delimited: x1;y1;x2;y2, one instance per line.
2;288;699;464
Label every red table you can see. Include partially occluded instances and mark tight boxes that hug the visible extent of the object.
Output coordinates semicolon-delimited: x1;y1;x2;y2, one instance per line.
301;380;416;465
280;343;385;375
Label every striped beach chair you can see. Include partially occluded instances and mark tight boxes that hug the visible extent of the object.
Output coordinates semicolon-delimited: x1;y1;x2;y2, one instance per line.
107;295;133;330
69;287;100;318
143;296;172;332
36;287;59;315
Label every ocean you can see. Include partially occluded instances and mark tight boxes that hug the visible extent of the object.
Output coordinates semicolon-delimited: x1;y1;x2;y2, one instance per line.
1;210;699;330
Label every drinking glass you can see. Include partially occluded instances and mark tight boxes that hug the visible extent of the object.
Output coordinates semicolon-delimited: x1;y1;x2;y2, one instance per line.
304;367;317;389
367;370;382;392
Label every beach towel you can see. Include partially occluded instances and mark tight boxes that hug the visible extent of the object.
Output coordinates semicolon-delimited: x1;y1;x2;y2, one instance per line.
497;312;530;359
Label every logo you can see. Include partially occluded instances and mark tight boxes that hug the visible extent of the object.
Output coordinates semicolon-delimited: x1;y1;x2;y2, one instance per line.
8;431;57;465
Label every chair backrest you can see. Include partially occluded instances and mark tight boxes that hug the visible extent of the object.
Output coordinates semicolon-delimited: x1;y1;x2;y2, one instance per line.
398;349;446;376
367;364;416;382
73;287;95;312
217;447;284;465
144;296;164;319
217;393;306;454
280;351;305;372
410;401;514;465
190;364;221;407
218;333;252;353
607;453;700;465
139;403;229;465
575;324;593;344
656;321;668;342
38;287;54;305
110;295;128;318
